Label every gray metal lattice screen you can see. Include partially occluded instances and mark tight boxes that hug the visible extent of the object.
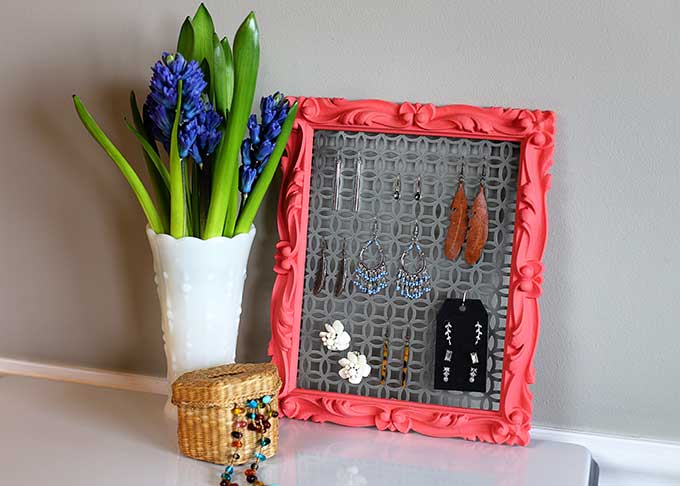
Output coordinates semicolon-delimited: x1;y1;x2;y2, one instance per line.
296;130;520;411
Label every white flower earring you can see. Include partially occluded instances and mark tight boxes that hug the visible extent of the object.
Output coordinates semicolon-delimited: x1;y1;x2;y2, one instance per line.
319;320;351;351
339;351;371;384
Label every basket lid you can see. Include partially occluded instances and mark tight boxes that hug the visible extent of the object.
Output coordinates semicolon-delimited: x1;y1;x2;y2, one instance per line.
171;362;282;408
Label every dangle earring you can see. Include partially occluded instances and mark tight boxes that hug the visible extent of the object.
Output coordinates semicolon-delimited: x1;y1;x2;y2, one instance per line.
445;160;468;260
353;153;363;212
352;220;389;295
333;156;342;211
414;175;421;201
393;174;401;200
464;163;488;265
334;239;349;297
395;221;431;299
401;329;411;388
312;239;327;295
380;328;389;385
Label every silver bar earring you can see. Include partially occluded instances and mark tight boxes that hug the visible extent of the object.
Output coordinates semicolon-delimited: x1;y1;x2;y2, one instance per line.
393;173;401;200
333;157;342;211
353;153;362;212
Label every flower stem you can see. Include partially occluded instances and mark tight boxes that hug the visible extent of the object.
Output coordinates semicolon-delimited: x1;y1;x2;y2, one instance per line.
169;80;185;238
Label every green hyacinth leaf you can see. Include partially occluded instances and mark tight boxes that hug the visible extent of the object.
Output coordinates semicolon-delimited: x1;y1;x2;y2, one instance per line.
169;80;185;238
205;11;259;239
72;95;164;234
221;36;234;113
234;101;298;235
191;3;216;97
124;119;170;191
177;17;195;59
129;91;170;231
212;33;229;118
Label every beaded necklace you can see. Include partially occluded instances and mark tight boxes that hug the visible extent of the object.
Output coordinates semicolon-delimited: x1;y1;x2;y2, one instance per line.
219;395;279;486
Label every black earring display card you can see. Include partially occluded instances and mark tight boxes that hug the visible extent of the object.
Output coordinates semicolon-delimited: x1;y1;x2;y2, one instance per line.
434;299;488;392
295;130;520;411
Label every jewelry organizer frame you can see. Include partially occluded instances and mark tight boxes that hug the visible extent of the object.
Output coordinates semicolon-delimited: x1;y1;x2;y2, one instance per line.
268;97;555;445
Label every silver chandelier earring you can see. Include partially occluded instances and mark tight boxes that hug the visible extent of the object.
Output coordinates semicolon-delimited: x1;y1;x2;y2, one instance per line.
352;220;389;295
395;221;431;299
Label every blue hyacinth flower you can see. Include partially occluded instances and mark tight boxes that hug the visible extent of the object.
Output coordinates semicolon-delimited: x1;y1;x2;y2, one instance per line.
143;52;222;164
239;92;290;195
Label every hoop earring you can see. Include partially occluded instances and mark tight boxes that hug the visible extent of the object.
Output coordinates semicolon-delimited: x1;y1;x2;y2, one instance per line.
352;220;389;295
395;222;431;299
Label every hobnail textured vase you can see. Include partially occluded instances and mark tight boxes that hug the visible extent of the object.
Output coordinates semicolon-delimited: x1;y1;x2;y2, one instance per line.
146;225;256;419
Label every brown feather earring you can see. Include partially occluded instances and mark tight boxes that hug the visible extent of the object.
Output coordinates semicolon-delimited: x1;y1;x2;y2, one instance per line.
444;163;468;260
464;165;488;265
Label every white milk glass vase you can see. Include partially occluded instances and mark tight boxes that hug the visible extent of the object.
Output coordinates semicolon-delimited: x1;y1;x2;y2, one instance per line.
146;225;256;419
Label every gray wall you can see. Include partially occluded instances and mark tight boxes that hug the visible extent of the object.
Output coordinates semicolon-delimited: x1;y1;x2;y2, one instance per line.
1;0;678;441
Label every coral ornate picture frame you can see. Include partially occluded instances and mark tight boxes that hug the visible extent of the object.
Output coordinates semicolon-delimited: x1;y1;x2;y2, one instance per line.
268;97;555;445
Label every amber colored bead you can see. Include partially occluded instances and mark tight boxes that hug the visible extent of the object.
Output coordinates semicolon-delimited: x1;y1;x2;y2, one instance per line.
270;410;279;418
232;407;243;415
253;482;264;486
244;469;257;476
231;440;243;448
246;475;258;484
235;420;247;428
231;431;243;439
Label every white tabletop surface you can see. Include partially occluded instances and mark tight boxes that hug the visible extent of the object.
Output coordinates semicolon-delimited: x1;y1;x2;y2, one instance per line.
0;376;595;485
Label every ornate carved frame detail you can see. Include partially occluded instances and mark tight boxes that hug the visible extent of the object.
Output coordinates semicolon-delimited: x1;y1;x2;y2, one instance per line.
268;97;555;445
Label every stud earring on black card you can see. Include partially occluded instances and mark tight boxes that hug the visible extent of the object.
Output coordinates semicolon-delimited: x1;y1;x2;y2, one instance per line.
312;238;327;295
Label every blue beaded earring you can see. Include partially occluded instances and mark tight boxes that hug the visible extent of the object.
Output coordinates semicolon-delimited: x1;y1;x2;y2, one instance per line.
352;220;389;295
395;221;431;299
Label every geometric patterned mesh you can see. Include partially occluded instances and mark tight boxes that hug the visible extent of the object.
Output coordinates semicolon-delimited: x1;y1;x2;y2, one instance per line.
297;130;520;411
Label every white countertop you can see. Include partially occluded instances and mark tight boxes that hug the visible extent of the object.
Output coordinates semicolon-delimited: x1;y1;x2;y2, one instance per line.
0;376;595;485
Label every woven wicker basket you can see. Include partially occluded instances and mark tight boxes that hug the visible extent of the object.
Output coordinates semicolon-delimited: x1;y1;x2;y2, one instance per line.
171;363;282;465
